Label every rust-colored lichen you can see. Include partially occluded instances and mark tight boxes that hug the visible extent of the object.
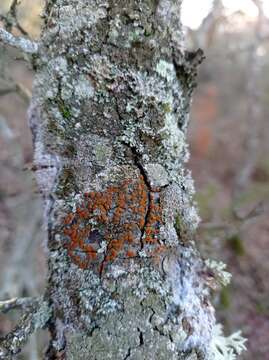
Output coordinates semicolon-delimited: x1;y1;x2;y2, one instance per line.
62;174;164;273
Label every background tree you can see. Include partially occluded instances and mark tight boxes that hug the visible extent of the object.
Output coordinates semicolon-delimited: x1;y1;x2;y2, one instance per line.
185;1;269;358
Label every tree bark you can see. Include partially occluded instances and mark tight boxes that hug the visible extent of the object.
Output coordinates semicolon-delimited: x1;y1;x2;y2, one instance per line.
2;1;219;359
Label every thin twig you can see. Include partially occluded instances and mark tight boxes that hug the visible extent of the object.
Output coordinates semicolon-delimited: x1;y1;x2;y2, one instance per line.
10;0;29;36
0;82;31;102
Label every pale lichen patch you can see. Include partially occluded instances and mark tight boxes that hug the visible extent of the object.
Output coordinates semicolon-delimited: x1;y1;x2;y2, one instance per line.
58;3;108;39
156;60;176;83
74;75;95;100
159;111;186;159
166;248;215;355
144;163;169;189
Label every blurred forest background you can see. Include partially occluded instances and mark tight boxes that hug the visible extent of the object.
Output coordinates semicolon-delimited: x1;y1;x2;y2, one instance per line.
0;0;269;359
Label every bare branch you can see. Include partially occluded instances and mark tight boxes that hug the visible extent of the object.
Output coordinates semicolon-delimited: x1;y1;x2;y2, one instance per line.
0;86;14;96
0;81;31;102
0;0;28;36
0;297;35;313
0;27;38;54
15;81;31;102
9;0;29;36
0;297;51;358
201;202;267;235
10;0;20;14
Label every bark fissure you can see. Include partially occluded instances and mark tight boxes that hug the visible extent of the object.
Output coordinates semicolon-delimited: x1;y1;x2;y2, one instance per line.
121;141;152;250
123;348;131;360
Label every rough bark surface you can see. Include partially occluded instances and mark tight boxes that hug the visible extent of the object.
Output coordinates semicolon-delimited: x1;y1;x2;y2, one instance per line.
12;1;216;359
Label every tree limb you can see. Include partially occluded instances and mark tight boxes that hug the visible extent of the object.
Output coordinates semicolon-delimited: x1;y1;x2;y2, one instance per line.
0;297;51;358
0;27;38;54
0;297;35;313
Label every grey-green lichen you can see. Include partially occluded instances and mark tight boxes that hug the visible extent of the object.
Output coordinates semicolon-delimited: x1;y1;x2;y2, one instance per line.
57;252;211;359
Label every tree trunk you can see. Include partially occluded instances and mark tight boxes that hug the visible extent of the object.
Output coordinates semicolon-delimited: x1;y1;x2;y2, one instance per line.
3;1;218;359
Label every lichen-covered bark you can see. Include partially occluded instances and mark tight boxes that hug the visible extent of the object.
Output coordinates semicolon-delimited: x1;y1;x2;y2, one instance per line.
29;0;215;358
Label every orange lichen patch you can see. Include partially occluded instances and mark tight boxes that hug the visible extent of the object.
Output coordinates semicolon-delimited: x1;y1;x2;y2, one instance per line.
126;250;136;258
62;175;164;273
63;213;75;225
76;207;90;219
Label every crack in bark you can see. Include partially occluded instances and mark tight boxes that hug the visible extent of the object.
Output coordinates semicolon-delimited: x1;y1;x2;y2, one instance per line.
114;99;152;250
122;327;144;360
99;237;113;278
121;141;151;250
123;348;131;360
138;327;144;346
